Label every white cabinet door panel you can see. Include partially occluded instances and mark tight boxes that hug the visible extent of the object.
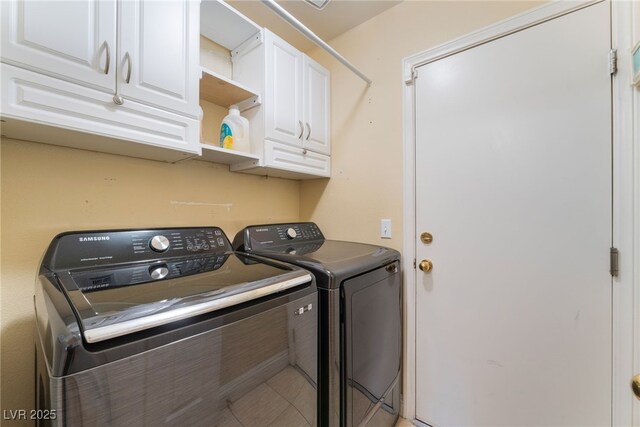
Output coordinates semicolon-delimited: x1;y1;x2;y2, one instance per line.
1;0;116;92
303;56;330;155
118;0;200;118
265;31;303;147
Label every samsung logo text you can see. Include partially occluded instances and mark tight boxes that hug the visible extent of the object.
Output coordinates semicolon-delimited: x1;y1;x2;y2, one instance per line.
78;236;110;242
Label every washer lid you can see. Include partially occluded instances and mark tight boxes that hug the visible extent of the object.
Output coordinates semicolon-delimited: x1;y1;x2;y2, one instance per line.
59;253;312;343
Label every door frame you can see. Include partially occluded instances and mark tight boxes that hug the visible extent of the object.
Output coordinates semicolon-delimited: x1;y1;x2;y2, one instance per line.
401;1;638;424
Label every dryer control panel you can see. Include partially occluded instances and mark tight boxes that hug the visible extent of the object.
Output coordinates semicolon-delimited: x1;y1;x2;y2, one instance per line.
236;222;325;250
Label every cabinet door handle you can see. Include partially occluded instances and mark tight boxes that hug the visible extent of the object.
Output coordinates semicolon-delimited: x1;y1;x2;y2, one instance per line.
298;120;303;139
305;123;311;140
123;52;132;84
103;41;111;75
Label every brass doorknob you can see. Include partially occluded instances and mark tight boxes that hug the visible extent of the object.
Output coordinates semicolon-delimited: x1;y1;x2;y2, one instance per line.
632;374;640;400
420;232;433;244
419;259;433;272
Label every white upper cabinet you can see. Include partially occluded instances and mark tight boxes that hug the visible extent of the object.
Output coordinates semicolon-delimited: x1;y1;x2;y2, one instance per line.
265;31;303;147
232;28;331;179
0;0;201;161
119;0;200;118
1;0;117;92
263;30;329;154
303;55;330;155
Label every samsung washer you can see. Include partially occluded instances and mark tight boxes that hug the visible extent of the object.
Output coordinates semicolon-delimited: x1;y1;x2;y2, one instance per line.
35;226;317;426
233;222;401;427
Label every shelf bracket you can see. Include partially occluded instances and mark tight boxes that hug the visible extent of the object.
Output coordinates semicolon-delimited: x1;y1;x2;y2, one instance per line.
235;94;261;112
232;31;264;62
230;158;263;172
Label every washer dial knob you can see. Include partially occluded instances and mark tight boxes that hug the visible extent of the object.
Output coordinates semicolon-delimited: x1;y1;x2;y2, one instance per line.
149;235;170;252
286;228;297;239
149;264;169;280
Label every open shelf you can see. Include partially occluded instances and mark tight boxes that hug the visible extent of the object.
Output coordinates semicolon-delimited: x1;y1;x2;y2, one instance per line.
200;67;261;111
201;0;261;51
198;143;261;165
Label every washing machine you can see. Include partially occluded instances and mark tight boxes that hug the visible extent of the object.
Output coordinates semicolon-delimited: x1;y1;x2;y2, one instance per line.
35;226;317;426
233;222;401;427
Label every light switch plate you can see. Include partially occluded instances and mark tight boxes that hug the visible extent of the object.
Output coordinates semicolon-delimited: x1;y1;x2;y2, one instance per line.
380;219;392;239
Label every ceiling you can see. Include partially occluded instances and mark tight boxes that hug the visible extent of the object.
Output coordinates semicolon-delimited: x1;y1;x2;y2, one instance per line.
227;0;402;52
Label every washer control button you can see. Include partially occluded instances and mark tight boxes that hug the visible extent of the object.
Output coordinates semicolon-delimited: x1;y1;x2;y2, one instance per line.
286;228;297;239
149;265;169;280
149;235;170;252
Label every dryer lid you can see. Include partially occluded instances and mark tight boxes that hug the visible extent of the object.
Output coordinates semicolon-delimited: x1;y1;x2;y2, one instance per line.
233;223;401;288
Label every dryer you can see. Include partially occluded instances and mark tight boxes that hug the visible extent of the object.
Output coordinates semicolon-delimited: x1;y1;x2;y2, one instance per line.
233;222;401;427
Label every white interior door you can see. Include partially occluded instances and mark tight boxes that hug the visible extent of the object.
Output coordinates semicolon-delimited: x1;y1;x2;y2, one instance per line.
414;3;612;426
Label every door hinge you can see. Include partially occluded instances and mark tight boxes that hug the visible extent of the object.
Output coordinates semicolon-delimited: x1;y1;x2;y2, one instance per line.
405;68;418;86
610;247;619;277
609;49;617;75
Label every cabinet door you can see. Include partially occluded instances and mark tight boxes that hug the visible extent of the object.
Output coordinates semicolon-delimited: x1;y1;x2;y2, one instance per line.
302;55;330;155
1;0;116;92
265;30;303;147
118;0;200;118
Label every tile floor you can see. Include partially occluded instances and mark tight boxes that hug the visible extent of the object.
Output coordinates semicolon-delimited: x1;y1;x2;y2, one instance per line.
219;364;412;427
220;365;316;427
350;383;401;427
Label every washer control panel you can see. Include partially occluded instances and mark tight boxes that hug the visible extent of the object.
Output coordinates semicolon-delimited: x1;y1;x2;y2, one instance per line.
73;254;229;292
43;227;232;270
239;223;325;250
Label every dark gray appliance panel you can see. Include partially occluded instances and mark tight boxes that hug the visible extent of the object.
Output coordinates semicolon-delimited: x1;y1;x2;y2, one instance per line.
43;292;317;427
343;261;401;427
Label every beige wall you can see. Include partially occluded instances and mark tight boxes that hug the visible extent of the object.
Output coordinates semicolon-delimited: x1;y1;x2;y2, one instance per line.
0;138;300;417
0;0;545;419
301;1;542;251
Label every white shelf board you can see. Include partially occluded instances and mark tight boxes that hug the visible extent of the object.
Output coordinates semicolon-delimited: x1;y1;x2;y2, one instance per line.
200;67;260;109
198;143;261;165
230;165;331;180
201;0;261;51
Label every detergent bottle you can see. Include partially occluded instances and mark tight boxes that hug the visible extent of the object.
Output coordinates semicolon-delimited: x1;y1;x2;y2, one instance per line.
220;106;250;152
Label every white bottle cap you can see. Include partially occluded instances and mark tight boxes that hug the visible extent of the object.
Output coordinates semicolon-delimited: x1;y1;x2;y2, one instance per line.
228;106;240;115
